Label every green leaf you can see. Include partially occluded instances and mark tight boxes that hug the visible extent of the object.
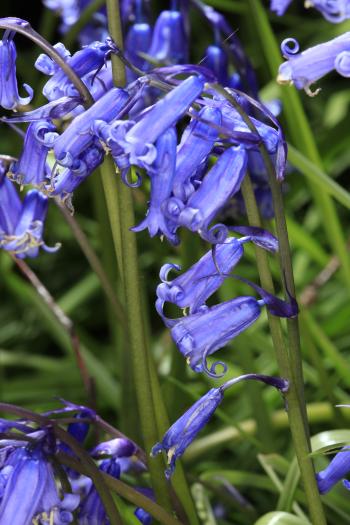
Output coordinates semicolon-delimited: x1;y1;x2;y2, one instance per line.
311;430;350;454
288;146;350;212
255;512;310;525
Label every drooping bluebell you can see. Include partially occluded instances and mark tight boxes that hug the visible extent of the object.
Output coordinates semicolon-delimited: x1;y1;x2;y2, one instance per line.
170;295;263;375
47;141;104;207
152;373;288;478
132;127;179;244
36;40;112;101
164;146;248;242
0;29;33;110
147;9;188;65
156;227;278;325
0;170;58;258
10;120;58;186
115;74;205;169
172;106;222;201
278;33;350;95
53;87;129;168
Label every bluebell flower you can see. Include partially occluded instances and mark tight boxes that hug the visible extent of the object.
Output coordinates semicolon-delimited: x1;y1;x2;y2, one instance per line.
0;172;59;258
0;29;33;110
0;426;79;525
48;141;104;207
170;295;263;375
115;75;205;169
152;387;224;478
90;437;137;459
147;9;188;65
156;227;278;325
164;146;248;243
201;44;242;88
132;127;179;244
53;87;128;168
216;99;280;154
36;41;112;101
270;0;293;15
172;106;222;201
125;20;152;81
305;0;350;23
10;120;58;186
152;373;288;477
202;44;229;85
316;447;350;494
278;33;350;96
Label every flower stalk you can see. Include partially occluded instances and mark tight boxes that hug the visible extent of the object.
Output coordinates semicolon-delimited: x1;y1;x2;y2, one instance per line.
216;86;327;524
103;0;175;514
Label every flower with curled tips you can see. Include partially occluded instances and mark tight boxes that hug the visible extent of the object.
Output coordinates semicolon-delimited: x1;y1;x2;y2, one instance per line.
152;374;288;478
277;33;350;96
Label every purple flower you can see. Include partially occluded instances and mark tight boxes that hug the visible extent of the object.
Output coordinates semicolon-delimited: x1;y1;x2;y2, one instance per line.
147;10;188;65
117;75;205;169
305;0;350;23
0;172;58;258
278;33;350;96
156;227;278;325
316;447;350;494
172;106;222;201
10;120;58;186
215;99;280;154
270;0;293;15
36;41;112;101
0;30;33;110
90;437;137;459
170;295;263;375
152;374;288;478
125;21;152;81
48;141;104;207
164;146;248;243
132;127;179;244
152;387;224;478
53;87;129;168
0;426;79;525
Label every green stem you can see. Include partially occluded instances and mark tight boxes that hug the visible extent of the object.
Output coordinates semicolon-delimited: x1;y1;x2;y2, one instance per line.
104;0;173;512
216;90;326;521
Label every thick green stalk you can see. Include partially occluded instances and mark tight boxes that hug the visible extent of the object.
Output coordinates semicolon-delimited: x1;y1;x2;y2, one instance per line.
247;0;350;291
240;176;327;525
104;0;173;512
217;81;326;522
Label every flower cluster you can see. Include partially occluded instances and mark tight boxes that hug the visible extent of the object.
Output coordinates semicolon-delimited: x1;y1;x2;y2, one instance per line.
0;3;294;483
0;402;151;524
